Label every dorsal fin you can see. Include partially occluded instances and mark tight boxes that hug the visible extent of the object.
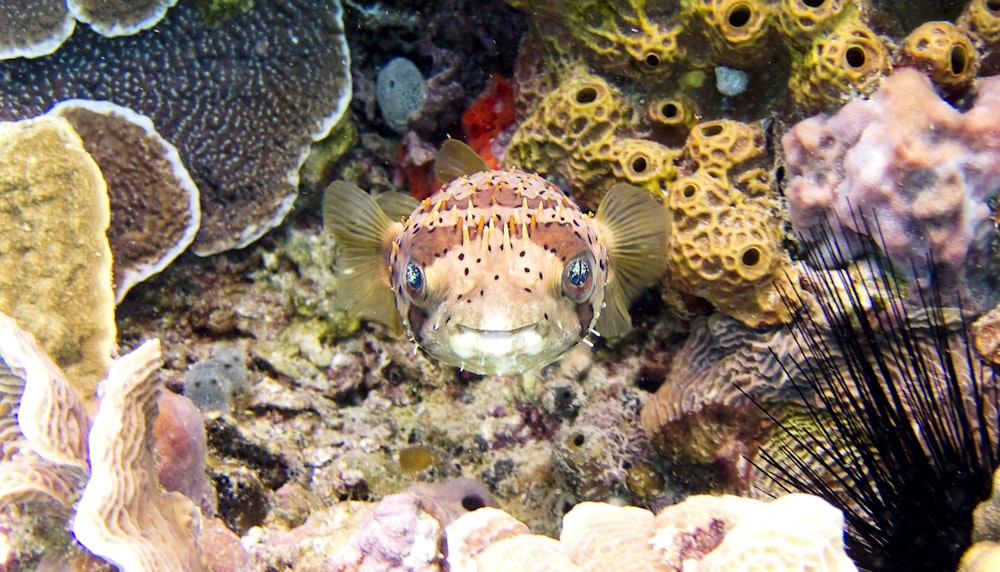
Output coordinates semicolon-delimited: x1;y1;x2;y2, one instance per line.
323;181;405;335
593;183;669;338
435;139;490;182
375;191;420;222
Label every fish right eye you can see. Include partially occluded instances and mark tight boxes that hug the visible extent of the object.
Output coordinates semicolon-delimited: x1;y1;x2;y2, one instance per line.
404;261;424;299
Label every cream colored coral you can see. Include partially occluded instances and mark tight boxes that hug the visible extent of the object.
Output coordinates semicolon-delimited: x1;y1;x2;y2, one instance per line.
446;507;530;572
0;312;90;470
73;338;206;572
0;114;115;403
560;502;669;571
654;494;858;572
476;534;580;572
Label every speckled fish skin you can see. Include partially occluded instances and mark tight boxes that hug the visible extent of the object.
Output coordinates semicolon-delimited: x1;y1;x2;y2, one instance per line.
392;170;608;375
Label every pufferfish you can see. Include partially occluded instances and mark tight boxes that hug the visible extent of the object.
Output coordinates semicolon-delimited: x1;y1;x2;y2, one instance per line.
324;140;668;375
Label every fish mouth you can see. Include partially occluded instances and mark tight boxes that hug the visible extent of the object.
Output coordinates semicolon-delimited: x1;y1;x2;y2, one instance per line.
450;322;545;359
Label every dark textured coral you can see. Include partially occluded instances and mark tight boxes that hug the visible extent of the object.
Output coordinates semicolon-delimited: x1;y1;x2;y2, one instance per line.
0;0;351;255
0;0;75;59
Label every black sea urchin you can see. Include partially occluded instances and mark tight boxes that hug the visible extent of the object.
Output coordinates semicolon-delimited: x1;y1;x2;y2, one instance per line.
749;216;1000;572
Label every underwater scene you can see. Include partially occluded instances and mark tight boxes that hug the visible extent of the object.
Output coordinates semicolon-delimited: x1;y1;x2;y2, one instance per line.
3;0;1000;570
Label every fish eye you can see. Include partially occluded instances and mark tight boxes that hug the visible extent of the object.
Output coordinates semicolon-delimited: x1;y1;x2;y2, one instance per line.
404;261;424;299
562;252;596;303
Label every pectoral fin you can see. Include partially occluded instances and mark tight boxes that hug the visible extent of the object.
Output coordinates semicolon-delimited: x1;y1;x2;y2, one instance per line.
593;183;669;338
324;181;406;335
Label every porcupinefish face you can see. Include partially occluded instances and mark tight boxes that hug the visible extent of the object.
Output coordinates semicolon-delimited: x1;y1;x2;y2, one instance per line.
388;170;609;375
324;139;668;376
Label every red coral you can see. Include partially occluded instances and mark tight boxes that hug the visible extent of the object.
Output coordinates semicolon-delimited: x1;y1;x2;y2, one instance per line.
462;75;516;169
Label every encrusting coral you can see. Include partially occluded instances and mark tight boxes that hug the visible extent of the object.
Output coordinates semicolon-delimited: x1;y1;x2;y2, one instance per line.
782;67;1000;304
0;0;76;60
66;0;178;37
50;99;201;302
0;114;115;402
0;0;177;60
0;0;352;256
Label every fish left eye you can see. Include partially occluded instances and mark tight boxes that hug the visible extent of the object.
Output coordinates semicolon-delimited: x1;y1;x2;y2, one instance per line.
562;252;595;303
404;261;424;299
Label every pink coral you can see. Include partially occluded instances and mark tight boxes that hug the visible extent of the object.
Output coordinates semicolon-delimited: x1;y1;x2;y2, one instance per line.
782;68;1000;298
153;390;211;515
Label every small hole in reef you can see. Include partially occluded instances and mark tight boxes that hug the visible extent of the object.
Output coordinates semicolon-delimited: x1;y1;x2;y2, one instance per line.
701;123;724;137
845;46;866;68
645;53;661;67
576;86;598;104
631;156;648;173
803;0;824;7
742;247;761;267
727;4;752;28
950;46;968;75
683;184;697;198
661;102;679;118
572;433;585;447
989;0;1000;12
461;494;487;511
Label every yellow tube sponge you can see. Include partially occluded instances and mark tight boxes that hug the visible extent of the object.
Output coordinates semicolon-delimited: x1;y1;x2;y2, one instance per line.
503;72;634;209
609;138;679;198
667;120;799;326
0;115;115;403
959;0;1000;44
789;17;893;111
776;0;859;48
565;0;686;76
684;0;775;64
899;21;979;95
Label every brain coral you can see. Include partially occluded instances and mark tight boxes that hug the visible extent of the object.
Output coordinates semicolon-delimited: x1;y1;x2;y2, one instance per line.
782;68;1000;302
0;0;352;256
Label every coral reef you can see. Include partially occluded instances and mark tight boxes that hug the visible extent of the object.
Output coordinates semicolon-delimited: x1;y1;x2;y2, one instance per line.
0;114;115;401
51;99;201;302
0;0;76;59
0;313;207;570
66;0;177;37
0;0;176;60
444;493;856;571
73;338;205;572
0;0;352;256
667;119;802;326
782;68;1000;304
